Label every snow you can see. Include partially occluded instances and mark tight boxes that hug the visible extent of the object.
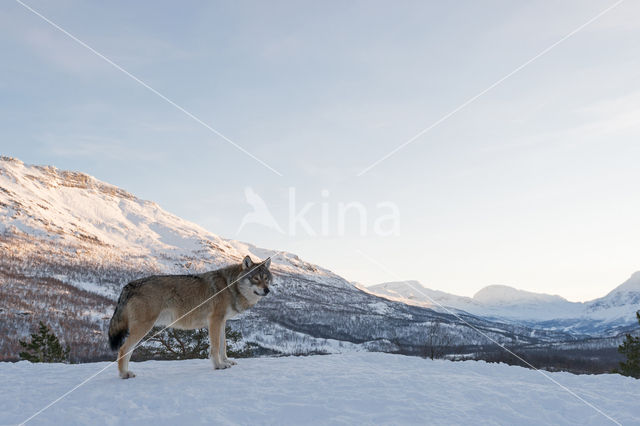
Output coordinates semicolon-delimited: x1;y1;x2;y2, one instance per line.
2;353;638;425
368;301;392;315
0;158;227;260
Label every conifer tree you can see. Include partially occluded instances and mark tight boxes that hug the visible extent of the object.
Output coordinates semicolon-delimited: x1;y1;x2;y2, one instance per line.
225;325;256;358
137;327;210;360
614;311;640;378
19;321;70;363
137;324;255;360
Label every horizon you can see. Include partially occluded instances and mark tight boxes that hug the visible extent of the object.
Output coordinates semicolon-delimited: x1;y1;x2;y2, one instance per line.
364;273;640;303
2;1;640;302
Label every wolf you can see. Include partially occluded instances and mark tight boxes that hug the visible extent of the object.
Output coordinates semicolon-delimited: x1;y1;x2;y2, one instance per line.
108;255;272;379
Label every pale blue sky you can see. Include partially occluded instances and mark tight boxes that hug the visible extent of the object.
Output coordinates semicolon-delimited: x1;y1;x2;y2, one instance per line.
1;0;639;301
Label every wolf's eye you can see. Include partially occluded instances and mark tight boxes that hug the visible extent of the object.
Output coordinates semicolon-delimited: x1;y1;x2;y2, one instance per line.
251;276;259;283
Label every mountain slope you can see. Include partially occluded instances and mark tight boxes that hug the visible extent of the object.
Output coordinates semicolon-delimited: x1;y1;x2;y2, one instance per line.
588;272;640;316
0;155;335;285
0;157;582;361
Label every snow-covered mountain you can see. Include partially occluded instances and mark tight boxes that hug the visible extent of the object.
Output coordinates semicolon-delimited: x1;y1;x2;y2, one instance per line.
367;274;640;335
588;271;640;316
0;155;336;286
2;156;586;361
474;285;568;305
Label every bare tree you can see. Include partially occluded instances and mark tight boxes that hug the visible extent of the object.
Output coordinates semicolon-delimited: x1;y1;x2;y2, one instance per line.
422;319;454;360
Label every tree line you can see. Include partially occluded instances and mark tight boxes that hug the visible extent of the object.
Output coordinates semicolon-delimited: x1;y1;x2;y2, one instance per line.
18;321;254;363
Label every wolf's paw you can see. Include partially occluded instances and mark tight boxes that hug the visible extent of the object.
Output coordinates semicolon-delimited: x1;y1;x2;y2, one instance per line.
120;371;136;379
214;360;233;369
228;359;237;366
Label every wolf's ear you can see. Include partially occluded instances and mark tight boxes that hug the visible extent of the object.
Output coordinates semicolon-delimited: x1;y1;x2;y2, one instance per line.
263;257;271;269
242;255;254;270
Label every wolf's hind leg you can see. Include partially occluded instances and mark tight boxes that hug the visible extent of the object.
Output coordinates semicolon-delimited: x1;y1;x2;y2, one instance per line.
117;320;154;379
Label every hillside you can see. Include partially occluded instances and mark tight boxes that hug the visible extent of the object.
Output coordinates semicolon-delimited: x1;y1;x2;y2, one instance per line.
3;353;638;425
0;157;577;362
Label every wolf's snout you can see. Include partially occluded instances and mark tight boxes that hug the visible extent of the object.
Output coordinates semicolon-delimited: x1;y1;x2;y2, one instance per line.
264;287;270;295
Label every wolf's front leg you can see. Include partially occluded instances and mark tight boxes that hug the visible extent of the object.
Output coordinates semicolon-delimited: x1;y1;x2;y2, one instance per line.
208;316;227;369
219;320;237;367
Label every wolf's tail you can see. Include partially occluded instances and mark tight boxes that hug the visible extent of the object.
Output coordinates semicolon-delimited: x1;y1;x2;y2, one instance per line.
108;289;130;351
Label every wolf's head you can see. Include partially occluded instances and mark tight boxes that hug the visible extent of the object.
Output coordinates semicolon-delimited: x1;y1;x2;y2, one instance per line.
240;255;272;297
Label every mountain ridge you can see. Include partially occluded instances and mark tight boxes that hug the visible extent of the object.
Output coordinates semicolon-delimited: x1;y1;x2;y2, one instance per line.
473;285;568;304
366;273;640;333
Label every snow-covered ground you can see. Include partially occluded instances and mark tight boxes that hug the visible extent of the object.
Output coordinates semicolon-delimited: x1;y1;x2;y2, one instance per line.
2;353;638;425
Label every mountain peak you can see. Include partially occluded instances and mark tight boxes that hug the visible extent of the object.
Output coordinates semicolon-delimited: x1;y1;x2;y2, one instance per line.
607;271;640;295
473;285;566;305
1;158;142;208
0;156;22;164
